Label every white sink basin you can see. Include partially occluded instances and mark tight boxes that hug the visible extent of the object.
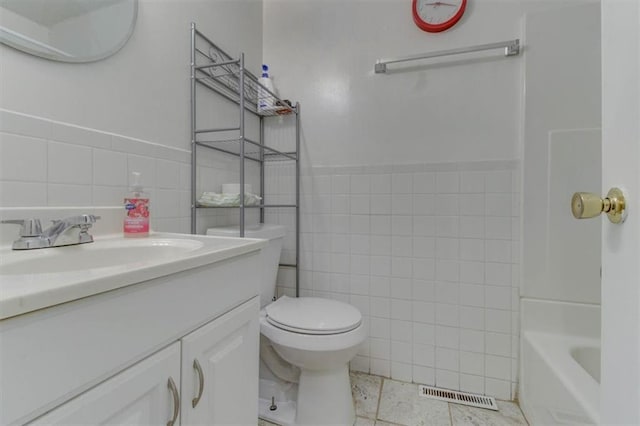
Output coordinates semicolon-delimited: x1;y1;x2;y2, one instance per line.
0;232;266;320
1;238;205;274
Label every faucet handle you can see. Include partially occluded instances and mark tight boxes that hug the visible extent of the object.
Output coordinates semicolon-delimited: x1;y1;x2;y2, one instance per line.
1;218;43;237
84;215;101;223
52;215;102;226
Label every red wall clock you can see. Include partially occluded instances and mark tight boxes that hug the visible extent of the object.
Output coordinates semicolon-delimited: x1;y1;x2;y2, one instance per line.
412;0;467;33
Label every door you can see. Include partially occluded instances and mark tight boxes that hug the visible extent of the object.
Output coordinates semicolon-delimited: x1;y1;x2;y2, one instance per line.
30;342;181;425
180;297;260;425
601;0;640;424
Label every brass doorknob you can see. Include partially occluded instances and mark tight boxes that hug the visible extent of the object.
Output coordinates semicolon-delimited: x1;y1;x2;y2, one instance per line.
571;187;626;224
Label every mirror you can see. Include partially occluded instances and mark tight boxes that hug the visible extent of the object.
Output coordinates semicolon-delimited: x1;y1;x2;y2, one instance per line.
0;0;137;62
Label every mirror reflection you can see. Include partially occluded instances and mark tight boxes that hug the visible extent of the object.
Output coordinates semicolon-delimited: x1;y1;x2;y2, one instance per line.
0;0;137;62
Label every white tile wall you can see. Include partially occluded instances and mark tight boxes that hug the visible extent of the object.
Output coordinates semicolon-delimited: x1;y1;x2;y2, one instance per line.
0;109;260;233
1;110;522;401
274;160;521;400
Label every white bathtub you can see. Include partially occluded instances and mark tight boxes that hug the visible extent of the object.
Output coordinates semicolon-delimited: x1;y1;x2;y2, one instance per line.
519;300;600;425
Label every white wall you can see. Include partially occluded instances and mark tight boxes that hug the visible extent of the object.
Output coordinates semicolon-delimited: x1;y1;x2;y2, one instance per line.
263;0;530;167
262;0;534;399
521;3;601;304
273;161;521;400
263;0;602;400
0;0;263;150
0;0;264;234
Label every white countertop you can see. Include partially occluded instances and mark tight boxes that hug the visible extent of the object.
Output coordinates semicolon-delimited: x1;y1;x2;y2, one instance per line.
0;232;266;320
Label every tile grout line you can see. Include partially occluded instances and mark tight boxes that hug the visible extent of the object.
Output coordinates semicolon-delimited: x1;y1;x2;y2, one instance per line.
447;402;454;426
374;376;385;422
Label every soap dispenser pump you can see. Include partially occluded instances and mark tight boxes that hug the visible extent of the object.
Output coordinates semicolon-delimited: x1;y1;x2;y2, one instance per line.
124;171;150;237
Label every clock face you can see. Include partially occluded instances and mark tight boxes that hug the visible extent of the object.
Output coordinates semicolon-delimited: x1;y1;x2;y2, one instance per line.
412;0;467;33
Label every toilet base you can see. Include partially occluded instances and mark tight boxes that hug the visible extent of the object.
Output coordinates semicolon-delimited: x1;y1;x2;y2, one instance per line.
258;365;356;426
295;363;355;425
259;305;365;425
258;377;297;426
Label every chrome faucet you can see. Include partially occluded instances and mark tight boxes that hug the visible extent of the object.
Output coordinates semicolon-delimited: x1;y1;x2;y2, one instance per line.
2;215;101;250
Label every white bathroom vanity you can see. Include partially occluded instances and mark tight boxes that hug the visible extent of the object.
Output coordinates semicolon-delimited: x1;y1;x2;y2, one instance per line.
0;232;266;425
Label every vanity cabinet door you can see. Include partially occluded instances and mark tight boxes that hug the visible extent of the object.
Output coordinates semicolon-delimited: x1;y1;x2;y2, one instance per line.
180;296;260;426
29;342;181;426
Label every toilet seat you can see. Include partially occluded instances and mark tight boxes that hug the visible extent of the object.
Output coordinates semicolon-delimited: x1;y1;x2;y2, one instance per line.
265;296;362;335
260;312;367;353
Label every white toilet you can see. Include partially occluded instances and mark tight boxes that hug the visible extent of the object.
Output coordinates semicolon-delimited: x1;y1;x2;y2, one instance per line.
206;224;366;426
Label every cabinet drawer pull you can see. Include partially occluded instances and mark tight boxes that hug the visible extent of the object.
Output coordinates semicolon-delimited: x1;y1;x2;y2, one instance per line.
167;376;180;426
192;358;205;408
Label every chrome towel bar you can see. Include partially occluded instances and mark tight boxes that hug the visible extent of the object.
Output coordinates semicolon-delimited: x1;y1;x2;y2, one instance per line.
374;39;521;74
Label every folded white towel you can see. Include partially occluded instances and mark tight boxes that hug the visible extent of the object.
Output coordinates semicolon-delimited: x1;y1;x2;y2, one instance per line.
197;192;262;207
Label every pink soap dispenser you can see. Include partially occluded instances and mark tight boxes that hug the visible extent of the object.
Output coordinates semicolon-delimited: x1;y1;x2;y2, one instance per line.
124;171;150;237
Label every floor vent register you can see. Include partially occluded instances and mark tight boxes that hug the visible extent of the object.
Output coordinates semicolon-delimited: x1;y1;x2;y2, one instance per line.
418;385;498;411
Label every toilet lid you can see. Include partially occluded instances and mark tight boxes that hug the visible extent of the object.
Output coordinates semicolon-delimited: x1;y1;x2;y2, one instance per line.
265;296;362;335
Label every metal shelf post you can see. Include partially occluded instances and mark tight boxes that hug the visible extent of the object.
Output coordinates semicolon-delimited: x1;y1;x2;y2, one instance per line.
295;102;300;297
260;118;265;224
239;53;245;238
190;23;197;235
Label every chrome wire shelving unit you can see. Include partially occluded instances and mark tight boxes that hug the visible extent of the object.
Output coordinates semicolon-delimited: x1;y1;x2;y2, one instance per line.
190;23;300;295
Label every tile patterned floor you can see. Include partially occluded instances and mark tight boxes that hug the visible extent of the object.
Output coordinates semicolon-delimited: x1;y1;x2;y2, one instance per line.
259;372;528;426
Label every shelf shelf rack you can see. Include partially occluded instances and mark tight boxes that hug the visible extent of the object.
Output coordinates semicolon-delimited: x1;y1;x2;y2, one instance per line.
190;23;300;295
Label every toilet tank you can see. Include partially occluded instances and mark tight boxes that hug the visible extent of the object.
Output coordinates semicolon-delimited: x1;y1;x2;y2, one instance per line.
206;224;286;307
